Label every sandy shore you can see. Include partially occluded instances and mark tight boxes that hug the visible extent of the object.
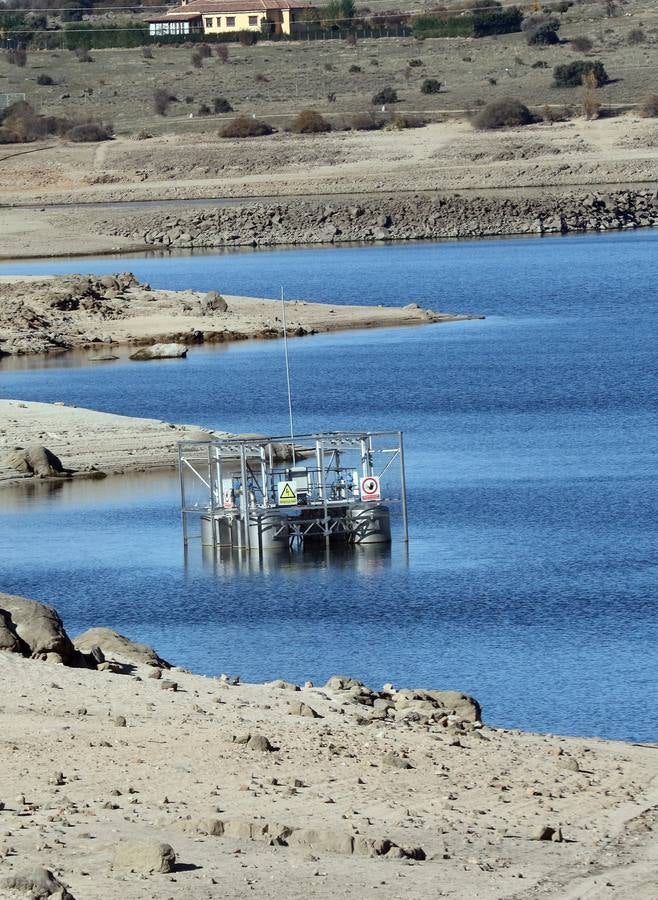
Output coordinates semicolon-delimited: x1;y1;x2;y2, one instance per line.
0;399;227;487
0;273;474;357
0;628;657;899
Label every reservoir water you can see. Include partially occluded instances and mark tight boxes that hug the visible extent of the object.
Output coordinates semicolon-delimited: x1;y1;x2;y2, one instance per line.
1;231;657;742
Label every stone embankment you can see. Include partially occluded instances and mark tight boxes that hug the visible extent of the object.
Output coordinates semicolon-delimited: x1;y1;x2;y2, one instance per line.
100;189;658;249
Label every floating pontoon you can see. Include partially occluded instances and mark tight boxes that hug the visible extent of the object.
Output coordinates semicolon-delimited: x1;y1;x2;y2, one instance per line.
178;430;408;553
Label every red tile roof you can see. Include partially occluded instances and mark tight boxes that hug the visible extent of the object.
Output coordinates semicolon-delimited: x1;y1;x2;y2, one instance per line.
156;0;313;15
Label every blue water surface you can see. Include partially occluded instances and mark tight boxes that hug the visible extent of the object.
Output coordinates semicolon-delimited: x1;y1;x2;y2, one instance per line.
1;231;657;741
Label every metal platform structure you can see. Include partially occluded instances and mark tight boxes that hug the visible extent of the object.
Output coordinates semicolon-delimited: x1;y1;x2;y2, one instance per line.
178;430;408;553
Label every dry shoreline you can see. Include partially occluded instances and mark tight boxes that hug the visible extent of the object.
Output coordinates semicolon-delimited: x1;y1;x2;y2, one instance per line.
0;592;657;900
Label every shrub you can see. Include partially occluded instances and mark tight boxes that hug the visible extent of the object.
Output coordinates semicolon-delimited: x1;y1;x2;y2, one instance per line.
350;112;382;130
198;43;213;57
627;28;645;45
197;102;211;116
135;128;152;139
290;109;331;133
639;94;658;118
327;92;336;103
570;36;593;53
74;46;92;62
421;78;442;94
67;122;113;142
473;6;523;37
531;60;548;69
215;45;229;62
412;14;472;39
191;51;203;68
542;104;570;122
372;86;398;105
408;58;423;67
344;32;357;46
238;30;257;46
37;74;54;85
220;115;273;137
348;64;361;73
553;60;609;88
213;97;233;113
255;72;269;83
473;97;534;129
153;88;171;116
581;72;601;119
141;45;153;59
522;14;560;45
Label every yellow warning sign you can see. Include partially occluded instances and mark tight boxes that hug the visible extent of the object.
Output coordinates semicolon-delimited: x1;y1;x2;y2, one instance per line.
277;481;298;506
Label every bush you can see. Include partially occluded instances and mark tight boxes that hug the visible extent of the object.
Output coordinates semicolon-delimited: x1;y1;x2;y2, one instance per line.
135;128;152;140
197;102;211;116
473;6;523;37
213;97;233;113
421;78;442;94
350;113;382;130
531;60;548;69
412;14;473;38
141;45;153;59
570;36;593;53
473;97;534;129
348;64;361;73
238;30;257;46
627;28;645;45
67;122;113;142
191;51;203;68
220;115;273;138
290;109;331;133
553;60;608;88
255;72;269;83
542;104;570;122
74;46;93;62
372;86;398;105
37;74;54;85
153;88;171;116
522;13;560;45
198;43;213;57
215;45;229;62
408;58;423;67
639;94;658;118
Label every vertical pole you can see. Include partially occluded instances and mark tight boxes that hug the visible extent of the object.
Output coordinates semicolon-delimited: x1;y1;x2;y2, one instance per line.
208;442;217;549
240;443;251;551
319;439;329;544
179;444;188;546
260;445;268;507
398;431;409;544
281;287;296;466
315;439;323;501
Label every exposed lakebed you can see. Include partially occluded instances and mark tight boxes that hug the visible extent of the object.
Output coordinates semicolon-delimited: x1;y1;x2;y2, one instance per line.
1;232;657;741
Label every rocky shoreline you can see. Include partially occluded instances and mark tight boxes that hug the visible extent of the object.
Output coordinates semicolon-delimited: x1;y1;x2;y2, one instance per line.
1;588;657;899
98;188;658;250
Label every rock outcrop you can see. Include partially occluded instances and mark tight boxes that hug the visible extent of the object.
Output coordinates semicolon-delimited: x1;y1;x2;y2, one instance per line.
1;445;68;478
73;627;172;669
0;593;84;666
128;342;188;361
99;189;657;251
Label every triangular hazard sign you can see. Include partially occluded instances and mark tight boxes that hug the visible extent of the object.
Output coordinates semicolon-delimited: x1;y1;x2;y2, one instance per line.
279;483;296;500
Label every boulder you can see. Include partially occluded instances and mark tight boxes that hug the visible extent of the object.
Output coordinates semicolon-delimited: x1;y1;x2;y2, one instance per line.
2;445;67;478
287;827;355;856
112;840;176;874
1;867;75;899
288;701;322;718
0;608;26;654
201;291;228;313
73;627;171;669
129;343;188;361
0;593;78;664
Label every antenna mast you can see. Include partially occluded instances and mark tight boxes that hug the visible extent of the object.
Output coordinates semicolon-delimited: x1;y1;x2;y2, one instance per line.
281;287;296;465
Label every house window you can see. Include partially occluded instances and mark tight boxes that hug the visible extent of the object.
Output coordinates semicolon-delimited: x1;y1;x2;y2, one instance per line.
205;17;213;27
216;17;221;25
226;15;236;26
248;15;258;25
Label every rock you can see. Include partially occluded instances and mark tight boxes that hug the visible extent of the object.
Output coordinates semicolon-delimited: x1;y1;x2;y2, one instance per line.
247;734;274;752
382;752;413;770
324;675;365;691
1;868;75;898
529;825;558;841
201;291;228;313
73;627;171;668
113;715;127;727
287;827;355;856
112;840;176;873
288;701;322;718
160;680;178;691
0;593;80;664
266;679;300;691
129;342;188;361
1;445;67;478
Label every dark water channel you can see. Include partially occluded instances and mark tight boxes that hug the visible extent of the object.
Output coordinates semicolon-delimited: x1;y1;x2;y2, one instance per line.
1;231;657;742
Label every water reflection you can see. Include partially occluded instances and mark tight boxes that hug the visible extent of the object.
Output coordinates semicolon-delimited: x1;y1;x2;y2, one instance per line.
195;542;396;577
